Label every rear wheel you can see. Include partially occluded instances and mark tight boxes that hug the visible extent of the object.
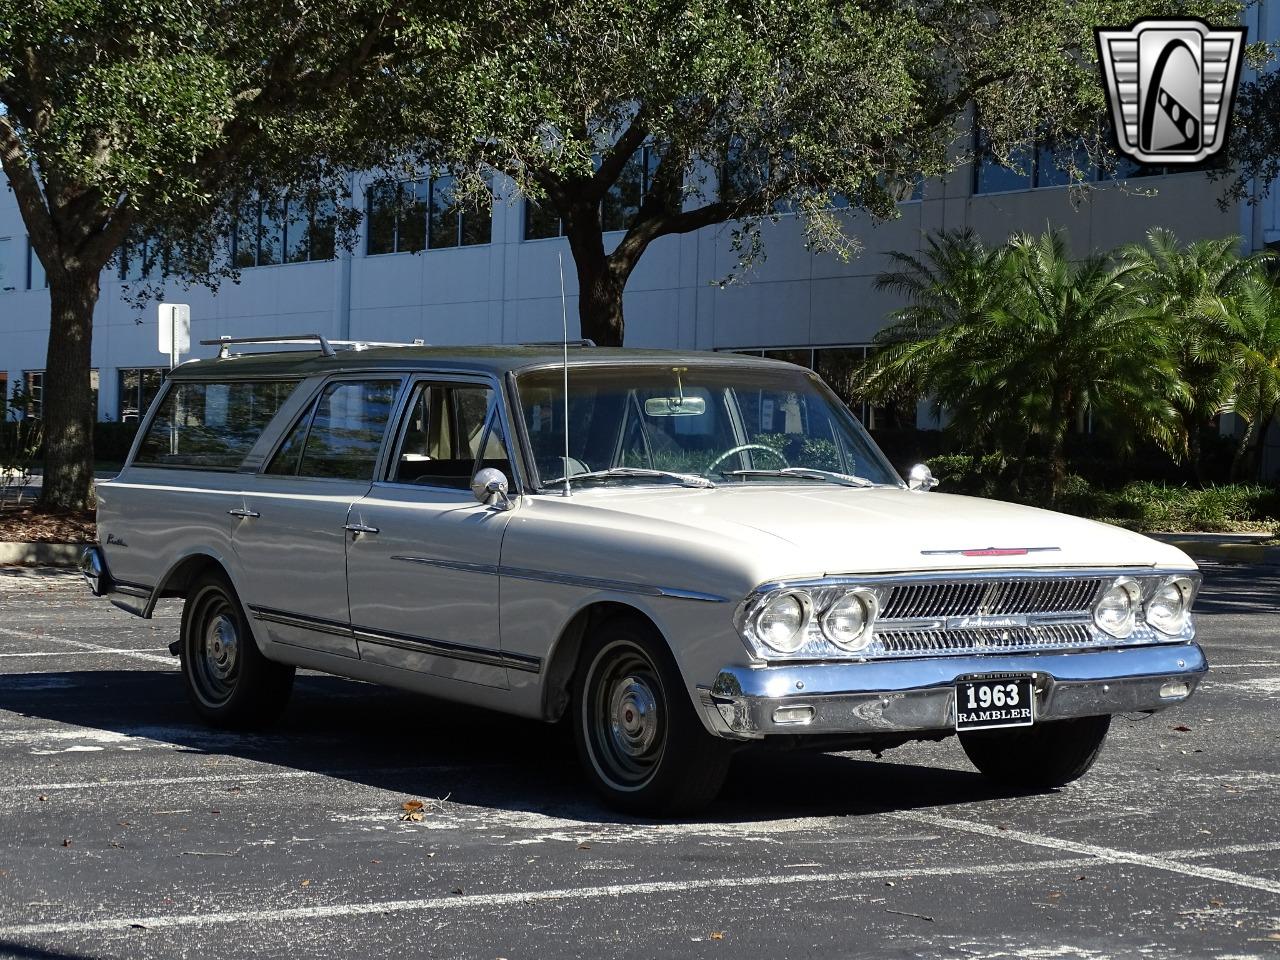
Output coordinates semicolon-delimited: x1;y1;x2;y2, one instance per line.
573;616;731;816
960;715;1111;788
179;570;294;728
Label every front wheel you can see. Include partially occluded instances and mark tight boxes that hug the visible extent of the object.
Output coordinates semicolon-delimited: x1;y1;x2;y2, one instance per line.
573;617;732;816
179;570;295;728
959;715;1111;788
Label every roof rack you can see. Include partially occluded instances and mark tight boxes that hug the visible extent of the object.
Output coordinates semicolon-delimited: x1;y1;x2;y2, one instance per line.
200;334;426;359
521;339;597;348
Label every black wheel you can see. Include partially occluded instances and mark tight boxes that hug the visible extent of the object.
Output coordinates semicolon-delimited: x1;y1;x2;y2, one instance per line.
179;570;294;728
573;616;732;816
960;715;1112;788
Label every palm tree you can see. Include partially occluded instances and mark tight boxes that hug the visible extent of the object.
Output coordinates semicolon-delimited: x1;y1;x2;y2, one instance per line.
1215;276;1280;481
859;228;1183;495
1120;228;1272;479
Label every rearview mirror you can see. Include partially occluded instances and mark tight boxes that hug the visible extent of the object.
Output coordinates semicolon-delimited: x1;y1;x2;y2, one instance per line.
908;463;939;492
644;396;706;417
472;467;514;510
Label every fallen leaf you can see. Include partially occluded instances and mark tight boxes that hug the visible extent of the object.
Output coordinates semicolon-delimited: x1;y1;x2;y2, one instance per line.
577;843;591;851
371;859;382;865
209;809;220;815
129;923;148;931
301;880;311;887
451;887;464;895
710;932;725;941
1172;725;1192;733
1209;898;1225;908
400;800;427;822
37;796;47;802
1266;932;1280;941
61;838;72;848
402;800;425;812
884;881;895;887
427;852;437;858
1047;891;1063;900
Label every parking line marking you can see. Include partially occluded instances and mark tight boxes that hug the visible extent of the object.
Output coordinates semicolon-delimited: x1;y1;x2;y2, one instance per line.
0;625;174;666
1177;841;1280;859
0;857;1099;938
0;648;171;659
893;810;1280;895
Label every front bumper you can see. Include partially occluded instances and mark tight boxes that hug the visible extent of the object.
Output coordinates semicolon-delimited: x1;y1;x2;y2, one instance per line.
698;642;1207;740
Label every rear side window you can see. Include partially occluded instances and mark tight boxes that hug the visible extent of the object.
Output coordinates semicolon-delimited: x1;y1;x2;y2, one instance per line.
266;379;401;480
135;380;296;469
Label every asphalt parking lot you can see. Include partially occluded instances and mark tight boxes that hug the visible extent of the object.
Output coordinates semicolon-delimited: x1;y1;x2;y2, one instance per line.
0;563;1276;960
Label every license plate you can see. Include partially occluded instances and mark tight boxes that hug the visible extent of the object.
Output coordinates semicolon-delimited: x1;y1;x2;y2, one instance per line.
955;675;1035;731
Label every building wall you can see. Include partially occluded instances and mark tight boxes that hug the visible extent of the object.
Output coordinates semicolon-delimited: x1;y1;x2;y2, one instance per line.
0;162;1255;425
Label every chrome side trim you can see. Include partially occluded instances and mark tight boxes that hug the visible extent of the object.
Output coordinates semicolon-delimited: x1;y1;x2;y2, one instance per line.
389;556;730;603
353;627;541;674
247;604;540;673
390;556;500;576
500;565;731;603
248;605;355;639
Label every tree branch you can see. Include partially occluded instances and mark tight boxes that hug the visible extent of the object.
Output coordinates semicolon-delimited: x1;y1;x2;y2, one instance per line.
0;113;58;262
589;109;649;200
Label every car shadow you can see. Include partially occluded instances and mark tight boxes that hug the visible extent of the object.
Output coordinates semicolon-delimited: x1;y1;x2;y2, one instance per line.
2;668;1040;826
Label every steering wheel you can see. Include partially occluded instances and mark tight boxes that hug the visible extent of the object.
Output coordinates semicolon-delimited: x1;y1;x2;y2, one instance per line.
707;443;790;474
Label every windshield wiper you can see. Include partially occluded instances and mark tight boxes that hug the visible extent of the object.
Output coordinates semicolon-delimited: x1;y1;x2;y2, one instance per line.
722;467;876;488
543;467;716;489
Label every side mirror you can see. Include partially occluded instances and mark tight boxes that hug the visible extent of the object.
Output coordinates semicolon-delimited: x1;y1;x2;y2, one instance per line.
907;463;939;492
472;467;514;510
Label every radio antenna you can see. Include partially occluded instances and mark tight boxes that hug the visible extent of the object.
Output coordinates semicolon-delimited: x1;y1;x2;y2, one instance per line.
559;251;572;498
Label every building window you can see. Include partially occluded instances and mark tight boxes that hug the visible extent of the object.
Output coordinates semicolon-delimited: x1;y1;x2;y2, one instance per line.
23;371;43;418
367;177;491;255
0;372;8;416
26;239;47;290
118;233;163;281
233;195;338;268
523;199;563;241
0;237;16;292
117;368;167;423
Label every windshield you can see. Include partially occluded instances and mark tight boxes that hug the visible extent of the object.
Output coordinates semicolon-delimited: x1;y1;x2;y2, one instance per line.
514;363;901;490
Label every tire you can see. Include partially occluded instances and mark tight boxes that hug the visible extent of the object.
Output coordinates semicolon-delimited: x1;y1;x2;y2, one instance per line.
572;616;732;816
179;570;294;728
959;714;1112;788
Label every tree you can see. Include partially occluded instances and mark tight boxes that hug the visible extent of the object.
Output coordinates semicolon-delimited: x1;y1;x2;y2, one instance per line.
858;229;1183;495
0;0;481;510
1216;276;1280;480
426;0;1243;348
1120;228;1273;480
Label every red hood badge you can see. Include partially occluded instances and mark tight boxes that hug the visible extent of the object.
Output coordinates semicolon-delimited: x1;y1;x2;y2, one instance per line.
920;546;1062;557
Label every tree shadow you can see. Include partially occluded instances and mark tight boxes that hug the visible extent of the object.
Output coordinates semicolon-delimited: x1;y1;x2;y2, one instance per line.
2;668;1040;825
1194;562;1280;617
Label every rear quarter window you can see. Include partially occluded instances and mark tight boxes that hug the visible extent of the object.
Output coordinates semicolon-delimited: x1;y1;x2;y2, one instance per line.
134;380;297;469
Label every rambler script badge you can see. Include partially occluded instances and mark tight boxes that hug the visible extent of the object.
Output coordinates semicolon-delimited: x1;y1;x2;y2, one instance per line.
1095;18;1246;165
946;615;1030;631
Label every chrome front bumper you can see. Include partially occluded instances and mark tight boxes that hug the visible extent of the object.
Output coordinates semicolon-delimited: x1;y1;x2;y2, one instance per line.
698;643;1207;740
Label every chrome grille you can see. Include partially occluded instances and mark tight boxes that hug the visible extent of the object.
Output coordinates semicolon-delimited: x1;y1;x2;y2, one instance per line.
876;623;1092;656
880;577;1102;620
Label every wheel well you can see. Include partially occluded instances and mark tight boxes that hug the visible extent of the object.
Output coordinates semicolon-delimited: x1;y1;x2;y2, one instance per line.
540;601;661;722
157;554;226;600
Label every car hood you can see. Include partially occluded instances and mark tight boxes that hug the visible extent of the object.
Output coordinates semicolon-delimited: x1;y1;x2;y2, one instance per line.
565;484;1194;581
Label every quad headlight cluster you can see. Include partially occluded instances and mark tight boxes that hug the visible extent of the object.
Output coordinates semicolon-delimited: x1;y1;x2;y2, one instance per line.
1091;574;1198;639
741;586;883;659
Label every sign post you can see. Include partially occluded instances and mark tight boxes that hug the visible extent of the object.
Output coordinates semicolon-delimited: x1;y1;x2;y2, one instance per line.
158;304;191;370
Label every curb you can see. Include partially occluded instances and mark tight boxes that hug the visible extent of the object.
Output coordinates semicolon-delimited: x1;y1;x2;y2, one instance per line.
0;542;85;567
1156;539;1280;567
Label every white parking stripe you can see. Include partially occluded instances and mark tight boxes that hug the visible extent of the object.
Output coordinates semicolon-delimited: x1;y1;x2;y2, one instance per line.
1178;841;1280;859
0;858;1099;938
894;810;1280;895
0;625;174;666
0;648;171;659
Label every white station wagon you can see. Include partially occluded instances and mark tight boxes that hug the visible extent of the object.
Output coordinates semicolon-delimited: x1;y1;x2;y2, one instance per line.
83;336;1207;814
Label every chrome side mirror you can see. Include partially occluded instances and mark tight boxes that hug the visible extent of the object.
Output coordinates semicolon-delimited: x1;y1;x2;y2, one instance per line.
907;463;939;492
472;468;514;510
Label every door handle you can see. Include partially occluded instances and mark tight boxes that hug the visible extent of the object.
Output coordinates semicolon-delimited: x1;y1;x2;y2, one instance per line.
344;522;379;536
228;508;261;519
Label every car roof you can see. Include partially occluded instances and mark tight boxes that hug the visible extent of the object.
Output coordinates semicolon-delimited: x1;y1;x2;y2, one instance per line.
166;344;794;380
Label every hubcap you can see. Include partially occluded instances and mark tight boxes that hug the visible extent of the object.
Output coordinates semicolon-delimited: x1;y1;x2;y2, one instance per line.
185;588;242;708
584;642;667;791
608;675;659;759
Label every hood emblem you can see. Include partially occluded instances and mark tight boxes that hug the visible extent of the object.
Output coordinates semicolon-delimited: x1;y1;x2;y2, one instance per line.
920;546;1061;557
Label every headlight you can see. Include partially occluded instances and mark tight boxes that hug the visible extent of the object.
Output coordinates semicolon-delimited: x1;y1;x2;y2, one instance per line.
755;592;810;653
1094;577;1141;638
821;589;877;651
1146;576;1194;634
